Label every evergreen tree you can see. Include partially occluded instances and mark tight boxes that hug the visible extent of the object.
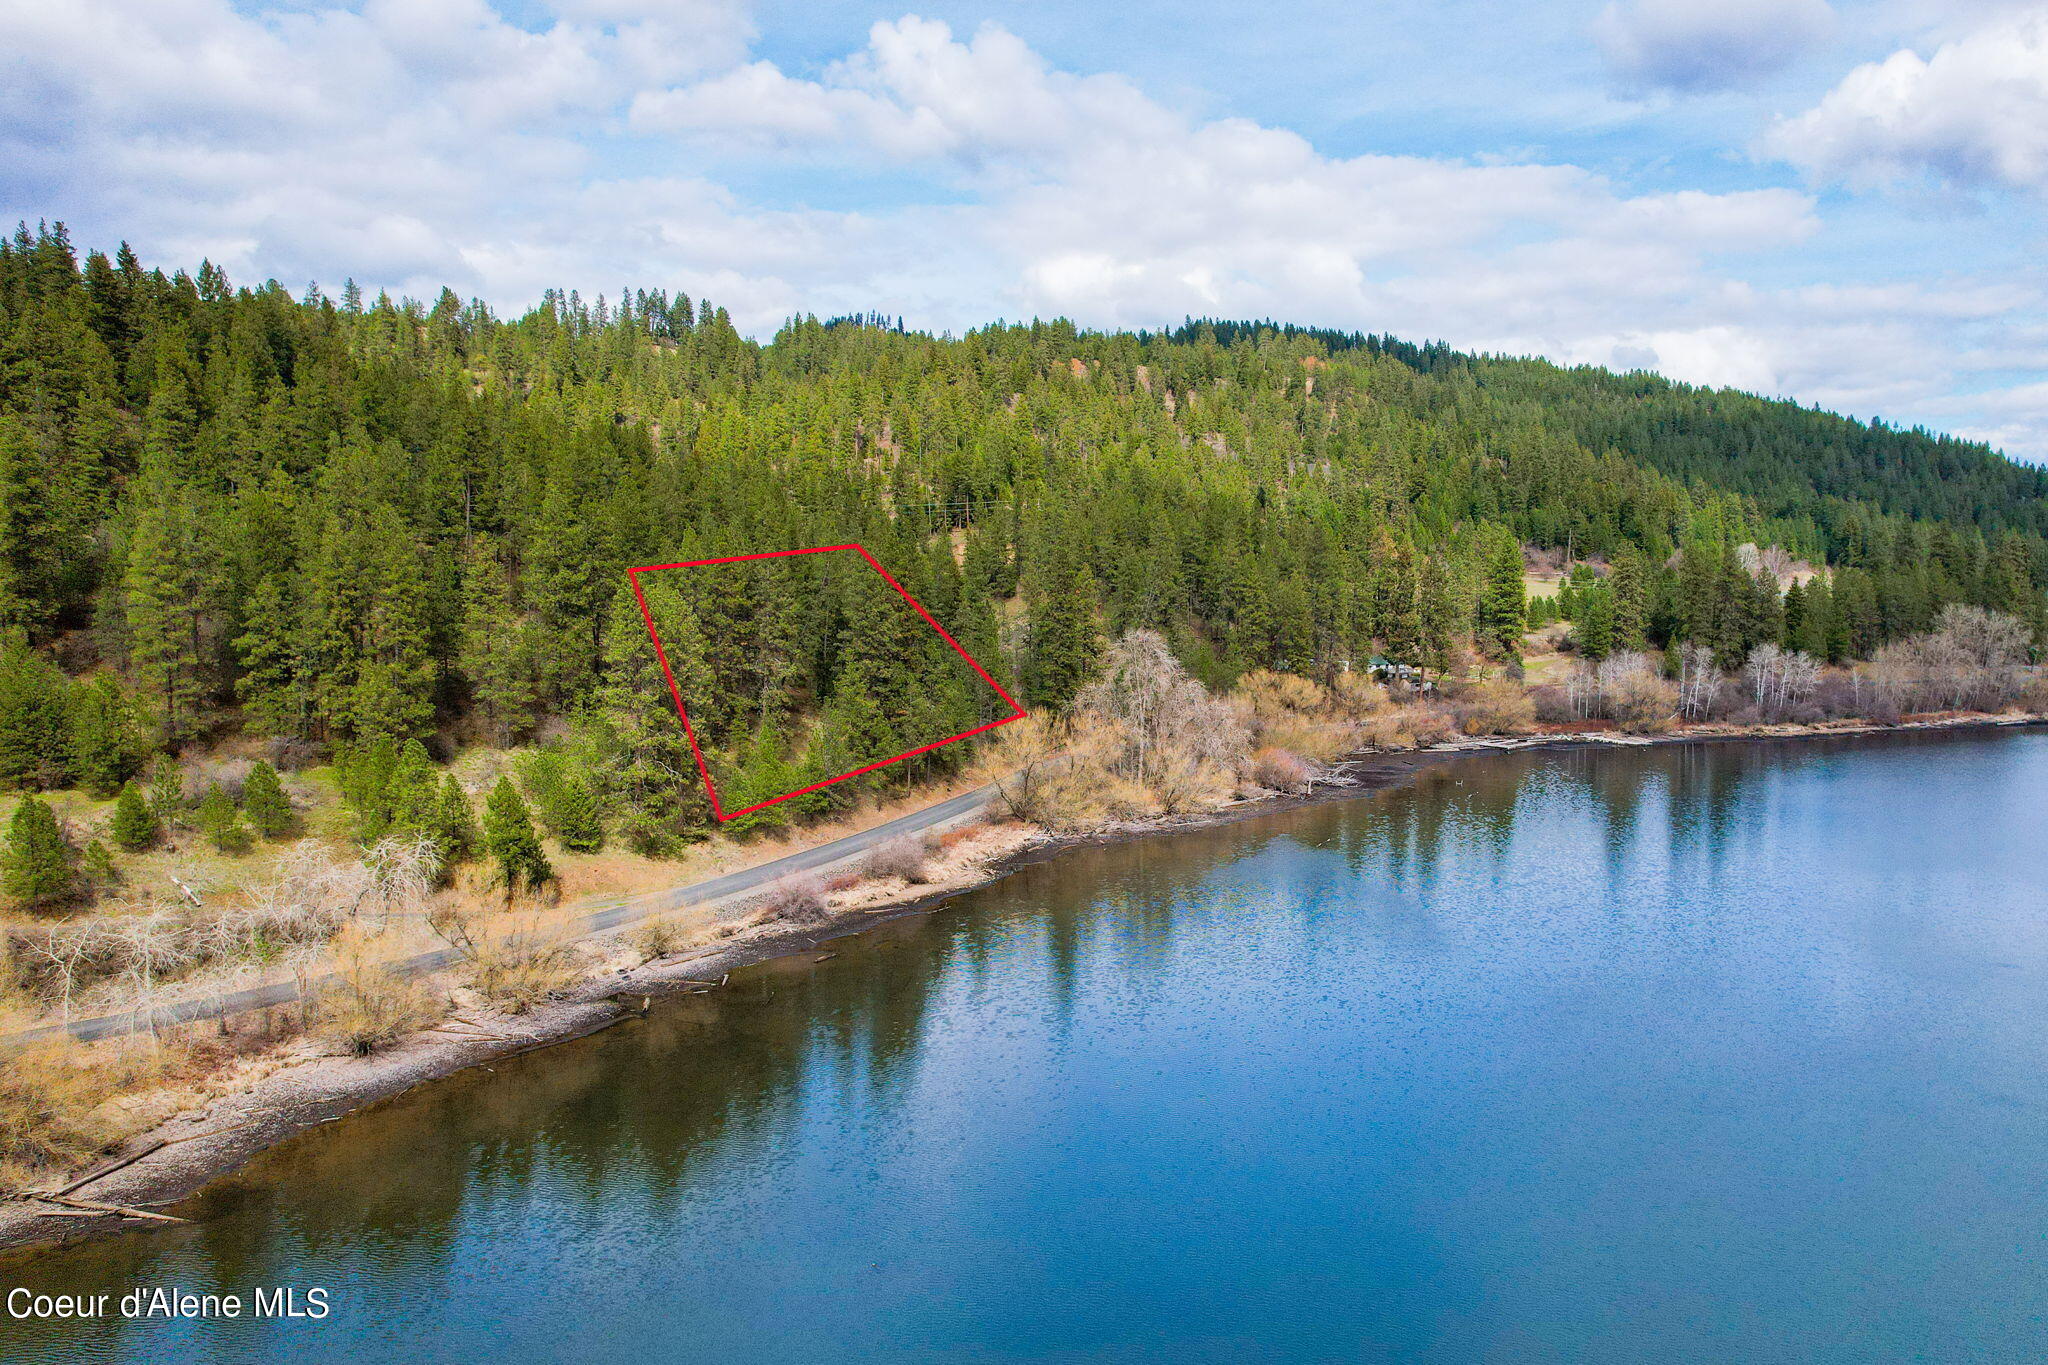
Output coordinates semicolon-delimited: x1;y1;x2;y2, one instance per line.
1609;548;1649;653
3;795;77;911
123;472;213;746
78;837;119;899
1577;585;1617;660
110;780;157;850
67;671;147;796
197;782;252;853
1477;532;1527;660
1373;543;1423;666
1026;567;1103;710
586;580;709;853
1417;555;1457;675
145;753;185;828
234;573;306;738
457;538;536;742
432;775;479;870
0;637;72;789
482;776;553;901
242;760;292;837
384;739;441;840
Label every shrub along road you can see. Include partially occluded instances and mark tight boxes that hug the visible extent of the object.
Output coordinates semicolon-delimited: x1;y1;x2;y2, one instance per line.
6;780;1004;1049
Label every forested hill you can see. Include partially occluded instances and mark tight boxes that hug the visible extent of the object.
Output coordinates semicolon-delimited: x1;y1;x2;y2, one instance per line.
1172;318;2048;543
1;224;2043;844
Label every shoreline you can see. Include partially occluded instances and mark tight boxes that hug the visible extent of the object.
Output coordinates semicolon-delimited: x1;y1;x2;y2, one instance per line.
4;709;2039;1260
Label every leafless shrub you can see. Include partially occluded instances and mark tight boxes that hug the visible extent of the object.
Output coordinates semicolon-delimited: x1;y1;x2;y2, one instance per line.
1447;678;1536;735
1867;607;2031;715
1236;669;1329;720
754;872;831;925
14;921;120;1025
1358;704;1459;749
862;834;933;885
317;922;439;1056
1076;631;1249;788
427;907;579;1014
1737;542;1796;582
1250;746;1314;793
360;833;439;928
190;758;254;801
1326;671;1390;718
1527;683;1575;724
1596;652;1677;731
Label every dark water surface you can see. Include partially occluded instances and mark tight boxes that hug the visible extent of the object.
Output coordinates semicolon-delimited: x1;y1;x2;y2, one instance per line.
7;731;2048;1363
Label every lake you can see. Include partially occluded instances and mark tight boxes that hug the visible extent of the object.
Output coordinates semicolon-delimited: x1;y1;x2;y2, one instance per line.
7;729;2048;1363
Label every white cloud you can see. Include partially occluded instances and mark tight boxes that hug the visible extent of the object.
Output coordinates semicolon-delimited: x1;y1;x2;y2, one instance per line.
3;3;2045;459
1593;0;1836;92
1766;9;2048;193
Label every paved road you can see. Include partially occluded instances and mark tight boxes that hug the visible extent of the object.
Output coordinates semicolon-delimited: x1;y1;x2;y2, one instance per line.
9;780;1007;1049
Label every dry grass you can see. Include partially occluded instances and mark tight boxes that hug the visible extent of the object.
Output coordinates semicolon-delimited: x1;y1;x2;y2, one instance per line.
315;921;442;1056
428;906;582;1014
628;916;689;963
0;1039;127;1192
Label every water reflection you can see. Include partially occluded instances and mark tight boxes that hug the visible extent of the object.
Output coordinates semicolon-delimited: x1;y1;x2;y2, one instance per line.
7;730;2048;1365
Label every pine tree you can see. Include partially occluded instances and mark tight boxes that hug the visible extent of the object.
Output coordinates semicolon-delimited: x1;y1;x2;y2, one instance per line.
1417;556;1457;676
384;739;440;840
3;795;77;911
123;473;213;747
1609;549;1649;653
1577;586;1616;660
482;776;553;901
67;671;147;796
1478;532;1527;660
1373;543;1423;666
1026;566;1103;710
242;760;292;837
457;538;536;743
110;780;158;850
197;782;252;854
0;637;73;789
586;580;709;854
145;753;185;828
432;775;479;870
79;838;119;899
234;573;306;738
550;773;605;853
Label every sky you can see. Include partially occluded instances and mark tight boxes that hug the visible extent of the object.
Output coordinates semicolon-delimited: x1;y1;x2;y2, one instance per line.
2;0;2045;458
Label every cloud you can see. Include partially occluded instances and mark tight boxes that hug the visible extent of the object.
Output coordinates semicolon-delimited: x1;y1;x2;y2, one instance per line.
3;3;2045;459
1592;0;1835;92
1766;9;2048;194
0;0;755;293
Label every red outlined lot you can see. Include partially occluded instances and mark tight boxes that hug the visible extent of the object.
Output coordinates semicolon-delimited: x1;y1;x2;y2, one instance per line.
627;543;1027;821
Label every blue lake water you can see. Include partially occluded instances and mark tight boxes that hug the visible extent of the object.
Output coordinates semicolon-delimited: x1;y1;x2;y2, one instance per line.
6;729;2048;1363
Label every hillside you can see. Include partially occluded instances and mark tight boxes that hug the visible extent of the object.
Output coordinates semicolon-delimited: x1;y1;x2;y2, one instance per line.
1;224;2045;852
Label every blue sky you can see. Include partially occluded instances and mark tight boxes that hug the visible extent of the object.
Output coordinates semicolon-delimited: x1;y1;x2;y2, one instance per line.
4;0;2045;457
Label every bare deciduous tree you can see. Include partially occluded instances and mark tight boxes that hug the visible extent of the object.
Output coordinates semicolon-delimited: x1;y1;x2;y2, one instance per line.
1743;644;1821;718
1678;643;1723;721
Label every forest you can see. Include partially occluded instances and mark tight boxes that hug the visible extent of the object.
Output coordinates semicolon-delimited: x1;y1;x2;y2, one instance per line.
1;221;2045;863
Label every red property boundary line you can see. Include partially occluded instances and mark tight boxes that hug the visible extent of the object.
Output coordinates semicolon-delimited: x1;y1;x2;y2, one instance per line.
627;543;1028;821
